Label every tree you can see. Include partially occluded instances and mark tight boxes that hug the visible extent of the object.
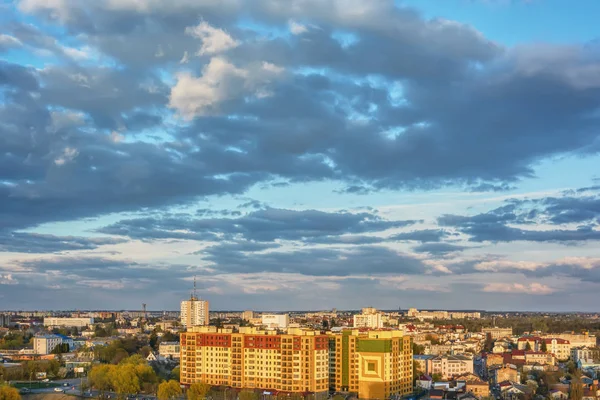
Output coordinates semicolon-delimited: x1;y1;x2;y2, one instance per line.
412;342;425;355
540;340;547;353
322;319;329;330
0;385;21;400
413;360;423;384
157;380;182;400
570;374;583;400
432;373;443;382
170;367;181;382
525;341;532;351
51;343;70;354
238;390;259;400
110;364;140;399
89;364;114;395
187;382;211;400
332;395;344;400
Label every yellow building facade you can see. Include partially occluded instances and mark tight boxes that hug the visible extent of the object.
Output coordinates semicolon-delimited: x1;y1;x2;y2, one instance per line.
329;330;413;400
180;327;329;398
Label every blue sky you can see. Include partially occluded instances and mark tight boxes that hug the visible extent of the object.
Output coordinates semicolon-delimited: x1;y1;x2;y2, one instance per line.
1;0;600;311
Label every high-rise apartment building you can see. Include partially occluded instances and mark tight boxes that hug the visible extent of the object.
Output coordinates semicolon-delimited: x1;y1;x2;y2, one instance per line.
329;330;412;400
180;297;209;327
180;327;329;398
242;310;254;321
353;308;383;329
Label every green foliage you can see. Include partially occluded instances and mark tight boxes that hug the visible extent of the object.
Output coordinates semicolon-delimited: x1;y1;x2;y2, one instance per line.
170;367;180;382
412;342;425;355
525;341;532;351
89;355;158;396
149;332;159;350
0;385;21;400
51;343;70;354
94;338;145;363
332;395;345;400
94;323;118;338
157;380;182;400
0;332;32;350
187;382;211;400
238;390;259;400
540;340;547;353
413;360;423;383
160;332;180;342
432;373;443;382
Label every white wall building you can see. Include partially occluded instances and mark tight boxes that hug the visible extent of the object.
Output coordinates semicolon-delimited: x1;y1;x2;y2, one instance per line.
180;298;209;327
34;335;63;355
261;314;289;329
353;308;384;329
43;317;93;328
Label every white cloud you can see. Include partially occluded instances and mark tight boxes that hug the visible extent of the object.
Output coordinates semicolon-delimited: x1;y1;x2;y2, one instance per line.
185;21;239;56
19;0;72;21
288;20;308;35
61;45;92;60
475;260;542;272
0;34;23;48
54;147;79;166
482;282;554;295
179;51;190;64
169;57;284;119
110;131;124;143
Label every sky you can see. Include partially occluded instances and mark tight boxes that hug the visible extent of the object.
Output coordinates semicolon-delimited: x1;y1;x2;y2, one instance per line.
1;0;600;312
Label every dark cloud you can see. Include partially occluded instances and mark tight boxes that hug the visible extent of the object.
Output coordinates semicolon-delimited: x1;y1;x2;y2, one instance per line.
390;229;451;243
99;208;418;242
412;242;469;255
202;244;429;276
0;232;125;253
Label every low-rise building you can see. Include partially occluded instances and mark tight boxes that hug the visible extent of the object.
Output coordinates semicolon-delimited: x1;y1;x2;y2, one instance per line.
482;327;513;340
158;341;180;359
572;347;600;364
431;355;474;379
456;373;490;399
43;317;93;328
490;364;519;386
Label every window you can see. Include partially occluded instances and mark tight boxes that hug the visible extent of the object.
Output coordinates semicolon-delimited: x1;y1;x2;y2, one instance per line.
368;362;376;372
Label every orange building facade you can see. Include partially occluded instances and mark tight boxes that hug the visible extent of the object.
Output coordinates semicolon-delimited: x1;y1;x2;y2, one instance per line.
180;327;329;398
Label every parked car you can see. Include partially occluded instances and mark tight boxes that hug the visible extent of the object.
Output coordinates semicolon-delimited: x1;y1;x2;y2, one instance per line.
20;388;31;394
43;379;50;382
54;388;64;393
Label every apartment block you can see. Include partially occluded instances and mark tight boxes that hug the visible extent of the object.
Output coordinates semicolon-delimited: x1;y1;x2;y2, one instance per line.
261;314;289;329
180;298;209;327
329;330;412;400
353;308;383;329
180;327;329;398
34;334;63;355
431;355;474;380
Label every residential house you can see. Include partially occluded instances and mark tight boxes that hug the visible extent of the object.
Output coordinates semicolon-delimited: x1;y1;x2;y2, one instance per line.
491;364;519;386
431;355;474;380
456;373;490;399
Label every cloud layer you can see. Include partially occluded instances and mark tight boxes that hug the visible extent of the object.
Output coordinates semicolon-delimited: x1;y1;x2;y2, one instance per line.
1;0;599;310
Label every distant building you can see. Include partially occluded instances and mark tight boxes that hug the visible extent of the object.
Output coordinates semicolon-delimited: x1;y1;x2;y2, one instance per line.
33;335;63;355
482;327;512;340
0;314;10;327
261;314;289;329
180;297;209;327
241;310;254;321
158;341;180;359
353;307;384;329
43;317;93;328
572;346;600;364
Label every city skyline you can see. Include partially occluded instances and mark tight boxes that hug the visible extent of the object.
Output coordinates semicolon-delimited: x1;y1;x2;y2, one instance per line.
1;0;600;311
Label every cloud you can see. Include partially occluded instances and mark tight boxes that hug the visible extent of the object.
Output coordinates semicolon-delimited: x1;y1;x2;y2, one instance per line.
0;34;23;52
185;21;239;56
0;232;125;253
482;282;555;295
99;208;419;242
288;20;308;35
169;57;285;118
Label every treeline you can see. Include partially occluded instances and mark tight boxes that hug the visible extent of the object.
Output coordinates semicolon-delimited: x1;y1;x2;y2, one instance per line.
0;359;62;381
431;317;600;335
0;332;33;350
